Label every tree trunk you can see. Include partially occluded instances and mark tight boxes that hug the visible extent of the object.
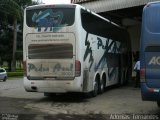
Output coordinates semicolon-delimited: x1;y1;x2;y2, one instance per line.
8;60;12;72
11;17;17;72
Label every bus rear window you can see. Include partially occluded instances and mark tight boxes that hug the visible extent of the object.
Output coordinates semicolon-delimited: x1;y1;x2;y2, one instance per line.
28;44;73;59
26;8;75;27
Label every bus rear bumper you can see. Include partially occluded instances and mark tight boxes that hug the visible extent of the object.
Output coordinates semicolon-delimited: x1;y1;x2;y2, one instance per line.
23;77;83;93
141;83;160;101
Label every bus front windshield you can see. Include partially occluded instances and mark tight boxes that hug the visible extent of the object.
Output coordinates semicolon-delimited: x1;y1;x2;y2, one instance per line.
26;7;75;31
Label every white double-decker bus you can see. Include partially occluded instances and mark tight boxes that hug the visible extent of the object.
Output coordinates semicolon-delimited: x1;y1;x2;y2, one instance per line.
23;4;132;97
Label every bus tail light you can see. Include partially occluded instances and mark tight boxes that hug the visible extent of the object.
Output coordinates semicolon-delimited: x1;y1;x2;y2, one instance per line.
75;60;81;77
140;68;145;82
23;61;27;76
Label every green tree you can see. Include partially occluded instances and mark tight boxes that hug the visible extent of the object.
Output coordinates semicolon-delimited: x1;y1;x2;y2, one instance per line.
0;0;39;71
0;0;22;71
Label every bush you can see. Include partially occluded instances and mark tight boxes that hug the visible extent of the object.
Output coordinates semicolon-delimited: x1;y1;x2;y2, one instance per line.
7;72;24;77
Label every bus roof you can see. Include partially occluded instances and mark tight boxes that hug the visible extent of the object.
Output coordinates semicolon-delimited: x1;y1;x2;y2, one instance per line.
25;4;123;29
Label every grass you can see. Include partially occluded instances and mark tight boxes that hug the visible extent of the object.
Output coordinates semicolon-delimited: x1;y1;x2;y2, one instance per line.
7;72;24;77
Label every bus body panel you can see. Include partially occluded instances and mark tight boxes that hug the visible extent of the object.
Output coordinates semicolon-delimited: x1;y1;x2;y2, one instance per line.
25;33;76;79
23;77;82;93
141;83;160;101
145;52;160;88
84;33;120;85
23;4;132;95
141;1;160;101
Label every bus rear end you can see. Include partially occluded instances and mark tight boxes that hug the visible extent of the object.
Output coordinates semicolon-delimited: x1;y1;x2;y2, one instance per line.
140;2;160;105
23;5;82;93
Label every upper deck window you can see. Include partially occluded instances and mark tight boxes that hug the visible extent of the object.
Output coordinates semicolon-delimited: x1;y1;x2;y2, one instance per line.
81;9;126;43
26;7;75;28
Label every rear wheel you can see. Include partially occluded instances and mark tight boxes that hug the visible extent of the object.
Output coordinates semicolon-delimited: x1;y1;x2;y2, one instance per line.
92;80;98;97
157;101;160;107
3;76;7;82
88;80;98;97
99;79;105;94
118;69;123;85
44;93;57;97
119;68;128;86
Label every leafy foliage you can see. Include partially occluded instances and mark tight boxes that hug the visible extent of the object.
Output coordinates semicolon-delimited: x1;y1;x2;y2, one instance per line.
0;0;40;70
0;0;21;19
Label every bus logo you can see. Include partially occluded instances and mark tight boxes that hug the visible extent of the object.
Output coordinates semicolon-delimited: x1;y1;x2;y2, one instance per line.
148;56;160;65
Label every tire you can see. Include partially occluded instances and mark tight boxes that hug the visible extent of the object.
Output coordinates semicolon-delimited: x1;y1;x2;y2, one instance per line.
119;69;127;86
157;101;160;107
99;79;105;94
3;76;7;82
44;92;51;97
44;93;57;97
90;80;98;97
118;70;123;86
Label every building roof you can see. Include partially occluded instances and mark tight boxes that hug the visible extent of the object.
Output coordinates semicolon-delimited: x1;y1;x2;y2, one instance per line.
72;0;159;13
